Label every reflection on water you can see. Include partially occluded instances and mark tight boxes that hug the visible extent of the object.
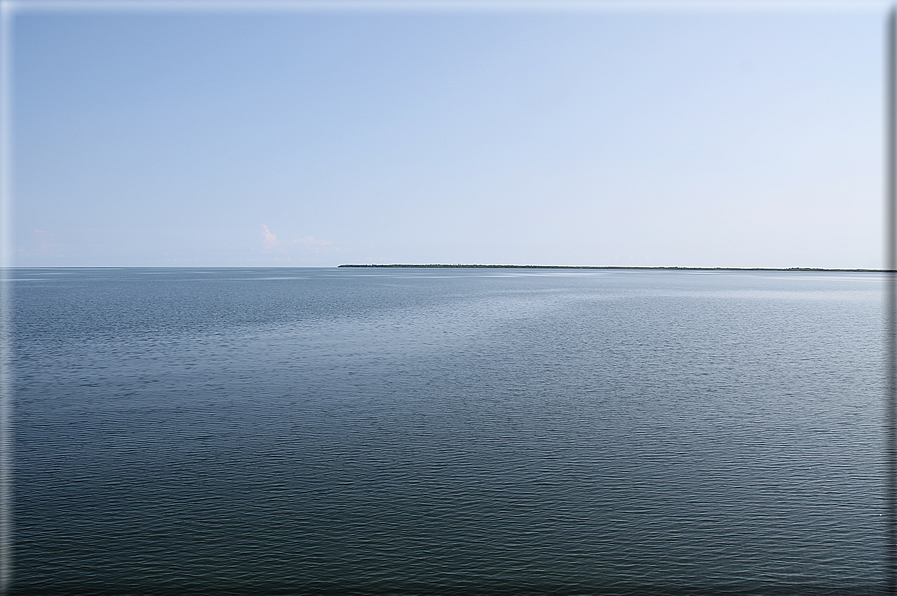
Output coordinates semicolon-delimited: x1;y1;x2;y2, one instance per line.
11;268;885;594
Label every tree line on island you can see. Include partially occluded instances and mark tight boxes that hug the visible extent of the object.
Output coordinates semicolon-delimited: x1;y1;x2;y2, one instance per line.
338;264;884;272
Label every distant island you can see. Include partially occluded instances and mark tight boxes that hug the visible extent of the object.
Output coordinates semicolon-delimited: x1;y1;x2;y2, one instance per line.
339;264;886;272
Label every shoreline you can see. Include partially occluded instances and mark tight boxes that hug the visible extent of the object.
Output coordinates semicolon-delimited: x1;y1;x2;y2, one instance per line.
339;264;887;272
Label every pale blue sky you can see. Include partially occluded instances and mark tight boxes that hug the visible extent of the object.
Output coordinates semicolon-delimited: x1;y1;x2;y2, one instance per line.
9;2;888;267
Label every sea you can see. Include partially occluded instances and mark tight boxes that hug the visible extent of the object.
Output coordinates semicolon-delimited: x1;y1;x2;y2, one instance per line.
8;267;888;595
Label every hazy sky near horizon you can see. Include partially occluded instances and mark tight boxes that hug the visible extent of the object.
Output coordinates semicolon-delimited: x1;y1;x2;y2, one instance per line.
10;2;888;268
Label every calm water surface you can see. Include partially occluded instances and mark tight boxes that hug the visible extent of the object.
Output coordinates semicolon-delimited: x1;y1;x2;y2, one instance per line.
11;268;886;594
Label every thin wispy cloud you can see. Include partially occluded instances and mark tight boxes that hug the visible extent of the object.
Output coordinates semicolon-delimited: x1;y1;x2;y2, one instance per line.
261;224;279;251
260;224;336;254
33;228;55;252
15;228;64;260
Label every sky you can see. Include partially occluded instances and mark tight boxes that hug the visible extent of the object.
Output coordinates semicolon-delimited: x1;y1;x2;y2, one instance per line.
7;1;889;268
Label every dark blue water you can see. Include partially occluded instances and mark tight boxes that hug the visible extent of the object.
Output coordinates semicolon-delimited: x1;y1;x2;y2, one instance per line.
10;268;886;594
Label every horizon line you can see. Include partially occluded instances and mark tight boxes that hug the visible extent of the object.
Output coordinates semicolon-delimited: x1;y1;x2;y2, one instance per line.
340;264;889;271
4;264;891;271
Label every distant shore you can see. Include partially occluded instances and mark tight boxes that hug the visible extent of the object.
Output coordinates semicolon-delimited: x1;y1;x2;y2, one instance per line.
339;264;886;272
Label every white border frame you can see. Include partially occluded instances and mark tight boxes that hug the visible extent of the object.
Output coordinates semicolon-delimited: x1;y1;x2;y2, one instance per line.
0;1;890;594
